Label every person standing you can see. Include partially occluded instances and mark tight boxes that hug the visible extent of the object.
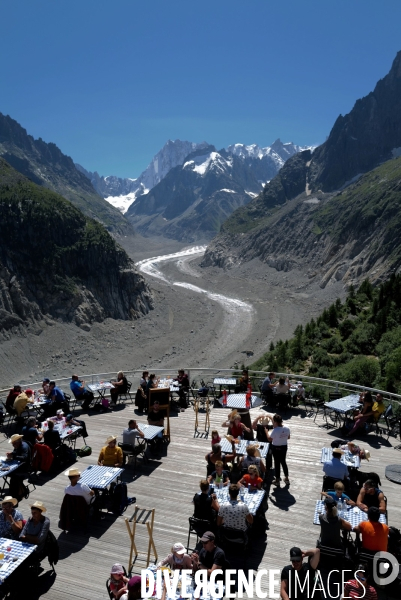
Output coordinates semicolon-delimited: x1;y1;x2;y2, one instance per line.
266;414;290;485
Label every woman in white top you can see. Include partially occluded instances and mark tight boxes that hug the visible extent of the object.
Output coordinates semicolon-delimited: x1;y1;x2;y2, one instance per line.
266;414;290;485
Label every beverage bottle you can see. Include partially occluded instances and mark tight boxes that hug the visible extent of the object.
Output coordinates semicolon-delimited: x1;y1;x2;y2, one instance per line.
222;389;227;406
246;390;251;409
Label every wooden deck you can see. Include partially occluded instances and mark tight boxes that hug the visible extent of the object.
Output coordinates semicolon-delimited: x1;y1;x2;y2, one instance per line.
1;398;400;599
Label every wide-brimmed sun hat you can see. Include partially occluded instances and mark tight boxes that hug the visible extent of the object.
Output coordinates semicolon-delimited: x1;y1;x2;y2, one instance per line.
106;435;117;443
1;496;18;506
65;468;81;477
8;434;24;444
31;501;46;513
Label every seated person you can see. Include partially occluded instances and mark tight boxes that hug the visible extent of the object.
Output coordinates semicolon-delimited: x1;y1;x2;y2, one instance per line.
69;374;94;410
207;461;230;487
191;531;227;578
0;496;24;540
134;383;147;413
173;369;190;409
342;565;378;600
205;442;236;477
210;430;221;446
239;445;266;476
318;496;351;548
239;465;263;490
353;506;389;552
6;433;32;500
293;382;305;406
120;576;142;600
122;420;145;445
372;394;386;423
252;413;273;442
347;392;374;437
19;501;50;557
43;419;62;450
47;381;68;411
356;480;386;513
217;483;253;532
110;371;129;404
146;373;158;397
6;385;22;412
13;388;34;417
159;542;193;570
64;468;94;504
65;413;88;438
323;449;349;481
281;546;320;600
193;480;220;522
261;372;275;399
98;435;123;468
40;378;51;396
339;442;371;461
147;401;165;455
222;412;250;439
109;563;129;600
140;371;149;389
22;417;43;446
274;377;291;395
321;481;355;506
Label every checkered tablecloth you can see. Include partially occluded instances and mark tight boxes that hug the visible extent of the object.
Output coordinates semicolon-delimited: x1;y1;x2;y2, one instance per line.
324;395;361;414
213;487;265;515
57;425;81;441
0;538;36;581
313;500;387;526
138;423;164;440
218;393;262;409
213;378;236;386
321;447;361;468
80;465;123;489
219;438;269;458
87;382;114;392
0;460;21;479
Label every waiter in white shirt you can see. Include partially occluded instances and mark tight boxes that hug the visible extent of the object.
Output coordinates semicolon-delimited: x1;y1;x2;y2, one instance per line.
266;414;291;486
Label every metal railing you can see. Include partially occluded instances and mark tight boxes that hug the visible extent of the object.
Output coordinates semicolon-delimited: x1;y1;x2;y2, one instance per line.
1;367;400;409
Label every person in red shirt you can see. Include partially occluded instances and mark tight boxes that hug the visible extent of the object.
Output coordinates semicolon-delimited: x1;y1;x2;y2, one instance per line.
239;465;263;490
342;564;377;600
353;506;389;552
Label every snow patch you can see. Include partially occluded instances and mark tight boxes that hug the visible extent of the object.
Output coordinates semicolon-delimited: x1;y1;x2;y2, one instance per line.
105;187;149;214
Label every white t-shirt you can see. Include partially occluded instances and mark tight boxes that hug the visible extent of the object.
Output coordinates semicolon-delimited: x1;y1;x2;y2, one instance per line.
270;426;290;446
64;482;93;504
218;500;250;531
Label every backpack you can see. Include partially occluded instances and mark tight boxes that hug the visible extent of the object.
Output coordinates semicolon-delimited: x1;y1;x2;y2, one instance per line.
111;482;129;515
57;444;77;465
76;445;92;458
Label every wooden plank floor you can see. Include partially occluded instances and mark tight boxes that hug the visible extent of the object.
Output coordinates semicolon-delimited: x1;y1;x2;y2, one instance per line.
1;400;400;599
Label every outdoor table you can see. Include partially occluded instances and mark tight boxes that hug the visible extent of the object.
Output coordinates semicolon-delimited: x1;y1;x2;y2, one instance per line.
323;394;360;426
138;423;164;440
220;438;269;459
158;379;180;392
0;459;20;496
0;538;36;584
80;465;123;490
385;464;401;484
218;393;262;409
30;396;51;417
213;377;237;394
87;381;114;405
213;486;265;515
321;447;361;468
313;500;387;526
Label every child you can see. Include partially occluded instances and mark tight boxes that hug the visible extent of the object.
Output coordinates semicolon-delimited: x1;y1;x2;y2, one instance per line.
211;430;221;447
109;563;129;599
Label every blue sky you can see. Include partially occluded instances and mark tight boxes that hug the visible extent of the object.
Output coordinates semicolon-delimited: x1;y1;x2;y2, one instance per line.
1;1;400;177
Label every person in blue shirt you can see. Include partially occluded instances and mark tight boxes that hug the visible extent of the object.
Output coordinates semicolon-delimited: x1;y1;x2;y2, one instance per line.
321;481;355;505
69;374;94;410
322;448;349;480
22;417;43;446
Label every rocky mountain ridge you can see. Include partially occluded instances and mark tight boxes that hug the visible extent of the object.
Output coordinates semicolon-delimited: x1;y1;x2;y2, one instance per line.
0;158;153;339
0;113;131;234
204;50;401;286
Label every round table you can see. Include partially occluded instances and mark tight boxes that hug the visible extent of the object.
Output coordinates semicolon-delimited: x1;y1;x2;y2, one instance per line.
385;464;401;484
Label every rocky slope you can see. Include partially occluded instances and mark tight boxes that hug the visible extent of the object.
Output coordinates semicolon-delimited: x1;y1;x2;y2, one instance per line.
203;156;401;288
0;113;131;234
204;50;401;285
0;158;153;339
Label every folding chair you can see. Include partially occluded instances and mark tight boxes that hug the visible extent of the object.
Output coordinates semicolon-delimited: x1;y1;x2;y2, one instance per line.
187;517;214;553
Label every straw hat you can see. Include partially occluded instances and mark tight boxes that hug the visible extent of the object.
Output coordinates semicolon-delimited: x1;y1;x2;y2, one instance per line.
106;435;117;444
361;449;371;461
8;434;24;444
1;496;18;506
65;468;81;477
333;448;344;455
56;409;64;415
31;501;46;513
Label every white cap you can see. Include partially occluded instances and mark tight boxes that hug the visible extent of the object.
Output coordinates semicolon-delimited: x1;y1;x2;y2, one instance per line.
172;543;186;555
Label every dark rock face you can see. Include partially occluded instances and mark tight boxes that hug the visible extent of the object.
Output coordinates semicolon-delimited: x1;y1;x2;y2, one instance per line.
309;51;401;191
0;158;153;336
0;113;132;234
